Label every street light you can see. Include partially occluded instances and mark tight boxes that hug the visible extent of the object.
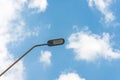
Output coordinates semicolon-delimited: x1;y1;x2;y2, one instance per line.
47;38;65;46
0;38;65;77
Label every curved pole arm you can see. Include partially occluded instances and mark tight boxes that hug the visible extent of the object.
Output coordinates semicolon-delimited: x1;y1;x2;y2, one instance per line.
0;38;65;77
0;43;47;77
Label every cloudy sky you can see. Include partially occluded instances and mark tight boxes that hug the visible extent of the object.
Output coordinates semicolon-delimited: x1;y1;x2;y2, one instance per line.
0;0;120;80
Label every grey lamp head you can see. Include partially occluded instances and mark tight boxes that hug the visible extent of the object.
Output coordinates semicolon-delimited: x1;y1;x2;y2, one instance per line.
47;38;65;46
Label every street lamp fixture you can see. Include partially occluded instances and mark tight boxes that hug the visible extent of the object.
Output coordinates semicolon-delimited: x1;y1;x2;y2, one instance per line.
0;38;65;77
47;38;65;46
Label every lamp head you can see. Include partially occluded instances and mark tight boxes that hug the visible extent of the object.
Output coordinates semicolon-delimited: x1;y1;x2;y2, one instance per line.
47;38;65;46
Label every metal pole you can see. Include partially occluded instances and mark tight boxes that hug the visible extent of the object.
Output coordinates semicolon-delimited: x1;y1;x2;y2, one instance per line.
0;44;47;77
0;38;65;77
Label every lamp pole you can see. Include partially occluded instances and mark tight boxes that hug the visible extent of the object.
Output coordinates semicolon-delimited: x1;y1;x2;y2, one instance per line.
0;38;65;77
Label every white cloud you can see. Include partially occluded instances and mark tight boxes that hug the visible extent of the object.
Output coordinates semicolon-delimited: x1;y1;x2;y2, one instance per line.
67;29;120;62
57;72;85;80
39;50;52;66
87;0;115;23
0;61;25;80
28;0;48;13
0;0;39;80
0;0;26;79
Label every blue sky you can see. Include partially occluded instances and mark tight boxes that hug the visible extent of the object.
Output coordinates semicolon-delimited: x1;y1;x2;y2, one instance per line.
1;0;120;80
